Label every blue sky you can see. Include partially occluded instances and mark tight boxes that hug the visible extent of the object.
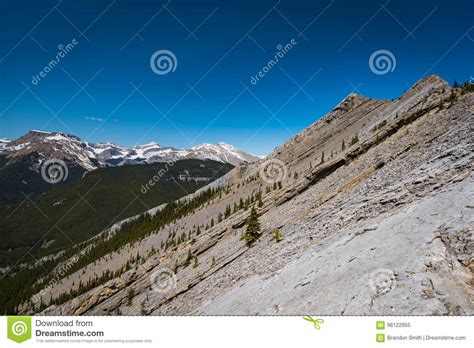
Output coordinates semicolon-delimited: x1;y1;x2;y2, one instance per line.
0;0;473;155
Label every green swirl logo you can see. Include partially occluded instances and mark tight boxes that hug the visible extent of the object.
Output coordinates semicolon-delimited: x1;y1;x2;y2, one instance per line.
7;316;32;343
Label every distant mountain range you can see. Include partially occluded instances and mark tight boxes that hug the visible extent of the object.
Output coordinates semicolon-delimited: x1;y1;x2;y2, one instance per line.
0;130;258;205
0;131;259;170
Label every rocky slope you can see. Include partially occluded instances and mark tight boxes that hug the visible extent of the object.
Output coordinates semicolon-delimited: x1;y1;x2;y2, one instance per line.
32;75;473;316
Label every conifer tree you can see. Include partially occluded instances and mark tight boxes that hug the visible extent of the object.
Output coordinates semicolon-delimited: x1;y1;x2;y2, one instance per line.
225;204;231;218
242;206;261;246
184;249;192;267
351;134;359;145
257;192;263;207
273;228;283;242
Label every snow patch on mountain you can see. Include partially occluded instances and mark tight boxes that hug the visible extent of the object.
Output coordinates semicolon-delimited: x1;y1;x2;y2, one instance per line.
0;138;11;151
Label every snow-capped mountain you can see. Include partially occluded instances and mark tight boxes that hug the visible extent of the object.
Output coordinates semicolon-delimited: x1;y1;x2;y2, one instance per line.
0;137;10;150
184;143;257;165
0;130;259;171
90;140;257;166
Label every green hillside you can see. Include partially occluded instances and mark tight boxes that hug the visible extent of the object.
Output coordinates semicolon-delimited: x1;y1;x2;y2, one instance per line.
0;159;233;266
0;153;87;204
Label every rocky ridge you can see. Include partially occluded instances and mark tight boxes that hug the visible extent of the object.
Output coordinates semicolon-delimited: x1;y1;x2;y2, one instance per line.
32;75;473;315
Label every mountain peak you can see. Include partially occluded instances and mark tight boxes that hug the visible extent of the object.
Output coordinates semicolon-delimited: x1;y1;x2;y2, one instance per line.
217;142;236;148
414;74;449;87
23;130;80;142
400;74;450;99
30;129;52;134
332;92;373;113
93;141;123;148
192;142;232;149
186;142;258;166
140;141;160;147
342;92;362;101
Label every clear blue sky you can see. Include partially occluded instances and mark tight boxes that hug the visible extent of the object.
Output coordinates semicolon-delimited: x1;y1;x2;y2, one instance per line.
0;0;473;155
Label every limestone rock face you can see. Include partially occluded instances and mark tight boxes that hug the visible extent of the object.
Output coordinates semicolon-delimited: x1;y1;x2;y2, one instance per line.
37;75;473;316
